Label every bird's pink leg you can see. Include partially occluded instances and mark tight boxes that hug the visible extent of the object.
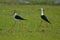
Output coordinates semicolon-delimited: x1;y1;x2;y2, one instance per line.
20;21;24;32
46;22;48;32
35;20;42;32
39;20;42;27
7;21;16;32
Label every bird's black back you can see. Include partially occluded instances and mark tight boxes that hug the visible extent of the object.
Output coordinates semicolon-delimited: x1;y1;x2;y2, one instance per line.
15;15;26;20
41;15;50;23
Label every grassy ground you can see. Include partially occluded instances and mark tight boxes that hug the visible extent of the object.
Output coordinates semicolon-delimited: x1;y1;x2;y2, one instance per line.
0;4;60;40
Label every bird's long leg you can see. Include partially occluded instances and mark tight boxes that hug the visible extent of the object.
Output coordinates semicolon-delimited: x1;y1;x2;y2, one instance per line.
20;20;24;32
35;20;42;32
7;21;16;32
38;20;43;32
39;20;42;28
46;22;48;32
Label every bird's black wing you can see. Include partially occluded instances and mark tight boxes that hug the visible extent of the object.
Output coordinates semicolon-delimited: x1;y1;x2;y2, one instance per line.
41;15;50;23
15;15;26;20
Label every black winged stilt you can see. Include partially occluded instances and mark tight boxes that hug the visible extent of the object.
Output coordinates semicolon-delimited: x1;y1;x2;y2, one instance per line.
37;8;50;31
40;8;50;23
8;10;26;32
13;10;26;20
39;8;50;32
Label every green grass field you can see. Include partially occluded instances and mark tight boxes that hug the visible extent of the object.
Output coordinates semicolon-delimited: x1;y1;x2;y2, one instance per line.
0;4;60;40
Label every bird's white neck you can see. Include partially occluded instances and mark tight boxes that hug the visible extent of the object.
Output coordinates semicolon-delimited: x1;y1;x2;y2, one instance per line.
14;13;17;17
41;8;44;15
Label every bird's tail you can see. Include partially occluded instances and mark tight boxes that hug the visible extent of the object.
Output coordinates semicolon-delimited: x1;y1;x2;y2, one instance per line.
21;18;27;20
48;21;51;24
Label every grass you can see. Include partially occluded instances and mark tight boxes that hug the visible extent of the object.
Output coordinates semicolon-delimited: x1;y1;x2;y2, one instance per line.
0;4;60;40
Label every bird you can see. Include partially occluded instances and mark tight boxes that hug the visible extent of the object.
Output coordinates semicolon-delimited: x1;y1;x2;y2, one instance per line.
8;10;26;32
39;8;50;32
40;8;50;23
13;10;26;20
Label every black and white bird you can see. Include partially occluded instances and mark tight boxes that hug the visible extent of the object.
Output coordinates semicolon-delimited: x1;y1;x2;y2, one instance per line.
13;10;26;20
39;8;50;31
40;8;50;23
8;10;26;32
13;10;26;31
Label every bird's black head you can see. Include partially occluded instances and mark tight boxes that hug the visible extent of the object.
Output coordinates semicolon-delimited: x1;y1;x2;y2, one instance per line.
13;10;17;13
38;8;44;11
13;10;17;16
